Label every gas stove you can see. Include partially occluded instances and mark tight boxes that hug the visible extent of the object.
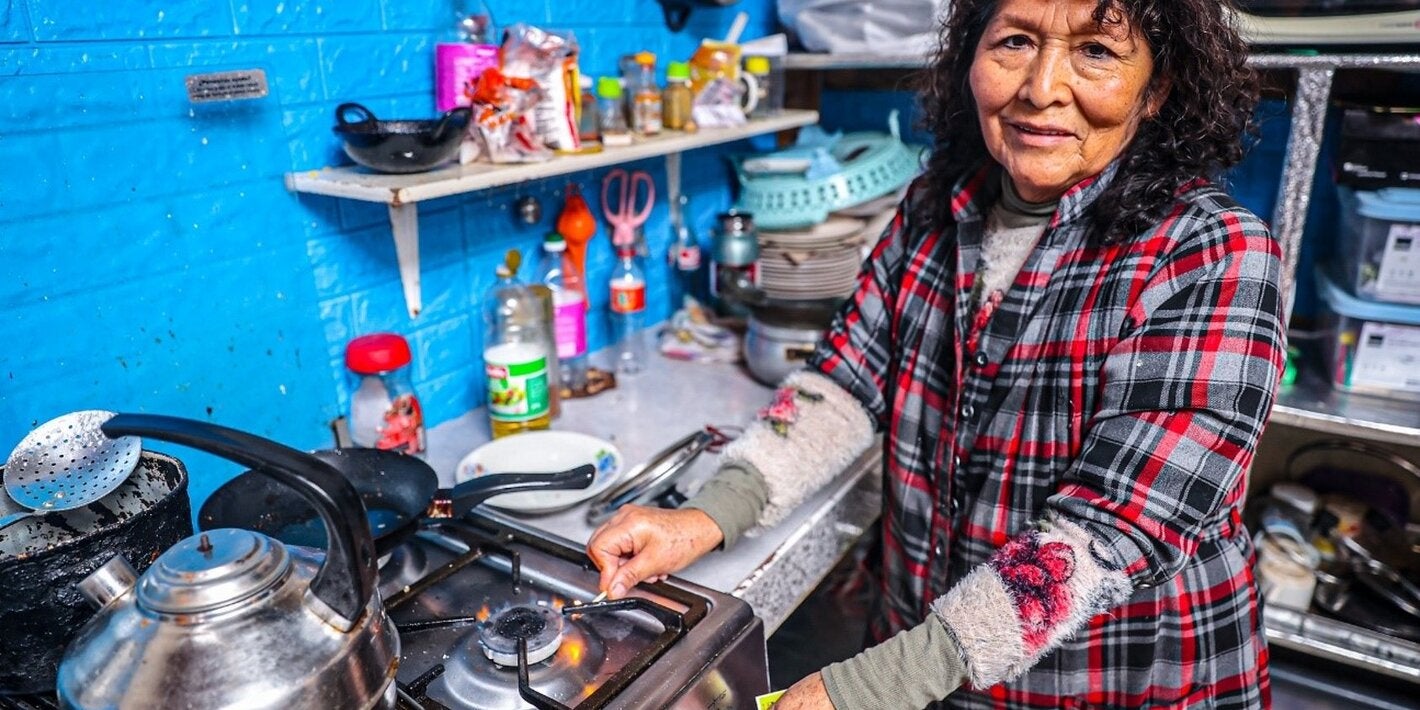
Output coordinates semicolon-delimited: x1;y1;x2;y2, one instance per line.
381;512;768;710
1;512;768;710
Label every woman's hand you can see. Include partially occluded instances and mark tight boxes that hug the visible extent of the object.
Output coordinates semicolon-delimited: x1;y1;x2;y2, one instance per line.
585;505;724;598
774;672;834;710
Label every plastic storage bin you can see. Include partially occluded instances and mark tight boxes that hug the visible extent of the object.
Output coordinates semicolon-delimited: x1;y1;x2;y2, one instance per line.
1317;269;1420;400
1337;186;1420;305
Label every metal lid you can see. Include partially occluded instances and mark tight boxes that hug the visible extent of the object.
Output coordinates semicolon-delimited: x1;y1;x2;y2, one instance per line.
716;211;756;236
137;529;291;614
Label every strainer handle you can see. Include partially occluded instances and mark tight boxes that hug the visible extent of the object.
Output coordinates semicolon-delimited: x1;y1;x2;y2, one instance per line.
101;413;377;632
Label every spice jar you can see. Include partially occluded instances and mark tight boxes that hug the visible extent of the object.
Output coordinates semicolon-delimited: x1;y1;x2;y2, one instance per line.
346;333;426;456
664;61;694;131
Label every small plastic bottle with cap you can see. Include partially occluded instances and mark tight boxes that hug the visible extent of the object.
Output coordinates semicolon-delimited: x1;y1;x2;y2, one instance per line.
609;245;647;374
596;76;632;147
345;333;427;456
663;61;693;132
537;233;589;393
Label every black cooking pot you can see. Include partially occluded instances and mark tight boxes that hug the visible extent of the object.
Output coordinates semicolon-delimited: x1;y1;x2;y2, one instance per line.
0;451;192;695
333;102;472;174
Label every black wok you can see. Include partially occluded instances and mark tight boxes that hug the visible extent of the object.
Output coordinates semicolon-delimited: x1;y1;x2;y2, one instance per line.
199;447;594;556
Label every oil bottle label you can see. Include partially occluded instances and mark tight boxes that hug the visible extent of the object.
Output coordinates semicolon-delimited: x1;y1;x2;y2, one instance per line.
486;353;550;422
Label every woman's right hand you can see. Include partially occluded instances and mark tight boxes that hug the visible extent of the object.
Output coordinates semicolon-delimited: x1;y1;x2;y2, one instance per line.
585;505;724;598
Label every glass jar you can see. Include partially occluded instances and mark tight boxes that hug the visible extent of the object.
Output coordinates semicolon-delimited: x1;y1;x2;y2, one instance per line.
345;333;426;456
664;61;693;131
596;76;631;147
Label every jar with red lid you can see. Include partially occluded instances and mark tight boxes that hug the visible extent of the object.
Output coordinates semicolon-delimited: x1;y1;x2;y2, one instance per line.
345;333;426;456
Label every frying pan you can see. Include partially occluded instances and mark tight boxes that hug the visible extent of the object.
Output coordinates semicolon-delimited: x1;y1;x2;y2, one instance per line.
200;448;594;557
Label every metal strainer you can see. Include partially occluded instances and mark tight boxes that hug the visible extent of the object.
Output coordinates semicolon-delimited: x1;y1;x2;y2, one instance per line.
0;410;142;530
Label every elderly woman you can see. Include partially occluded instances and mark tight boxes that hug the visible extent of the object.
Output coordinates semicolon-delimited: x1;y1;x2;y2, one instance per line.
589;0;1285;707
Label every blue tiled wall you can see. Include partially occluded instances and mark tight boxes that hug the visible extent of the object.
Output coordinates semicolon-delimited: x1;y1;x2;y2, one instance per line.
0;0;776;508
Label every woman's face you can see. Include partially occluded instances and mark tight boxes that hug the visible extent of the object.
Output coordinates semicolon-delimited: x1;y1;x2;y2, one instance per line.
969;0;1163;203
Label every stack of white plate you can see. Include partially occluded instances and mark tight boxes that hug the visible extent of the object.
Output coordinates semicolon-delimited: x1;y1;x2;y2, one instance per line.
758;216;867;300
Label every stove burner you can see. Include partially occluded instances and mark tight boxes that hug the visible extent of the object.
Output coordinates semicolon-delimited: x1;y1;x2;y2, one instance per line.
479;605;564;666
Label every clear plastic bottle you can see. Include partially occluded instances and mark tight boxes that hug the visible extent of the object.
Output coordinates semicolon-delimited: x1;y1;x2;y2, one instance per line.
596;76;632;147
664;61;693;131
631;52;663;136
609;246;647;374
483;254;553;438
537;233;589;393
669;193;703;304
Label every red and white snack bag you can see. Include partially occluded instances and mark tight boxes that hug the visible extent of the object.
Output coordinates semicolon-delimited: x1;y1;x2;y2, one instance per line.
462;67;553;164
500;23;581;152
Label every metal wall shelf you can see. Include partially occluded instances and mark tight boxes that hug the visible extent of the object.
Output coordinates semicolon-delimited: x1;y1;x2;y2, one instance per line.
1273;366;1420;449
284;110;819;317
1265;604;1420;684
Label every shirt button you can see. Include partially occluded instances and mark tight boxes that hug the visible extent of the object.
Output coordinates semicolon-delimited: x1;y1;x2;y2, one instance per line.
934;544;944;556
960;403;974;419
950;497;961;515
972;351;989;368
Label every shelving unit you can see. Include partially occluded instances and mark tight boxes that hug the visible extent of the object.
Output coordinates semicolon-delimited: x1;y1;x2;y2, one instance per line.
786;49;1420;682
285;109;819;318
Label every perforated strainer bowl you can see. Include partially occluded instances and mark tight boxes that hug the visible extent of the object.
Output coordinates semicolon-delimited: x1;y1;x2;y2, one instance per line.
0;410;142;529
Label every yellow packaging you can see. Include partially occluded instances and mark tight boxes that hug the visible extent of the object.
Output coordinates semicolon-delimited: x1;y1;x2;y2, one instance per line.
755;690;786;709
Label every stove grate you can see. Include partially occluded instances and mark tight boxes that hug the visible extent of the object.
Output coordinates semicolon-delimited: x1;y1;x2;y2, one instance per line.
387;519;703;710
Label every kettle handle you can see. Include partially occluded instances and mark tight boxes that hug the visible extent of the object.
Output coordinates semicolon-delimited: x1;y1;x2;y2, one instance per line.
102;414;376;632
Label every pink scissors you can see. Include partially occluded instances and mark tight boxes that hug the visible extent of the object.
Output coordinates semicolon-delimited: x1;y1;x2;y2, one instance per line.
601;169;655;248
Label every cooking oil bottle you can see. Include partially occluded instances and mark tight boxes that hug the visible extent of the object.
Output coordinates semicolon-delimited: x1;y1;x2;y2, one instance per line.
483;250;553;438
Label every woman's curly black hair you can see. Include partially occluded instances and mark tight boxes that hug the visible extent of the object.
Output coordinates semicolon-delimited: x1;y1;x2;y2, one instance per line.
915;0;1260;244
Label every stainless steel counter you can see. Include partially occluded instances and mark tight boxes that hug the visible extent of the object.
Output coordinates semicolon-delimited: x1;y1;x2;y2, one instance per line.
424;349;883;636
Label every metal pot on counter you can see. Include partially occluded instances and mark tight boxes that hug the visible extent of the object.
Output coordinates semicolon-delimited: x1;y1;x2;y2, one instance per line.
0;444;192;695
742;295;840;387
56;414;399;710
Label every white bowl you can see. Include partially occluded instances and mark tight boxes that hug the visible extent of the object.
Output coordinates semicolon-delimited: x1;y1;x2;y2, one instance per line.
455;431;622;514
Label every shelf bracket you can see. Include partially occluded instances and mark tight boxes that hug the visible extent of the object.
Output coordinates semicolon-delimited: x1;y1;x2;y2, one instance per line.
389;202;422;319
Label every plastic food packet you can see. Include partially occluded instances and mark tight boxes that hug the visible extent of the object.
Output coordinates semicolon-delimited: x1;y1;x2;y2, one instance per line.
691;77;749;129
500;23;581;152
462;67;553;164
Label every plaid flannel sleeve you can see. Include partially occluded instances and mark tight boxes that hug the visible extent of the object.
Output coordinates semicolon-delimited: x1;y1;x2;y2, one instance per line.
808;189;916;429
933;206;1287;687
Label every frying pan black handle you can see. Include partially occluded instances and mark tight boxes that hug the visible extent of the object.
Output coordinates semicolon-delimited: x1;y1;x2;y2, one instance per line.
101;414;377;632
446;464;597;517
335;102;377;127
430;106;473;143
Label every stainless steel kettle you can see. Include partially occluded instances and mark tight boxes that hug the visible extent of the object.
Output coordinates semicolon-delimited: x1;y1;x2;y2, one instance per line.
56;414;399;710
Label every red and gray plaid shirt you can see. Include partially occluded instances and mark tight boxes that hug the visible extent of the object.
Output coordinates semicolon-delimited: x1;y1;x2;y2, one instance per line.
811;164;1285;708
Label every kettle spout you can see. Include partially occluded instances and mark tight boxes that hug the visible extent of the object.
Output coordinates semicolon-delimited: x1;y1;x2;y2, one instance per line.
79;555;138;609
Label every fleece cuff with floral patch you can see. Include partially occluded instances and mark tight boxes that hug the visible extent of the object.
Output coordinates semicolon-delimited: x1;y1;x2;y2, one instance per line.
930;516;1134;688
714;369;877;531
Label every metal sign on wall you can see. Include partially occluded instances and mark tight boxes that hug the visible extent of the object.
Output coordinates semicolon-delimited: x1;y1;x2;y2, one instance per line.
185;69;269;103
